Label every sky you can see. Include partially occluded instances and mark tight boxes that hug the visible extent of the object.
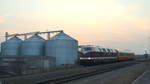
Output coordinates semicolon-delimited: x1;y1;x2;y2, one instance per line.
0;0;150;54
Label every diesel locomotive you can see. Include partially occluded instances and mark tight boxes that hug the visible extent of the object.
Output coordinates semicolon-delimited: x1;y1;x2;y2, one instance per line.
79;45;135;65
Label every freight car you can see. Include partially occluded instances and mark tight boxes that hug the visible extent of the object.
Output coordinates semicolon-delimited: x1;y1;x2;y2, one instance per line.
79;45;135;65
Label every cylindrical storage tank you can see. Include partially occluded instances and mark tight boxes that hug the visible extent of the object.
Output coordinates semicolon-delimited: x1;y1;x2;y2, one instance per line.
21;34;45;56
1;42;4;56
1;36;22;56
45;32;78;65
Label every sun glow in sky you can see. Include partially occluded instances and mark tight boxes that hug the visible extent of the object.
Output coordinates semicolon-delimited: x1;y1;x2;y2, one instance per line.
0;0;150;54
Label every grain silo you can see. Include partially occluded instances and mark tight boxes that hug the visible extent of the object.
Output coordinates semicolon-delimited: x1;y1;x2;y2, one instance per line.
1;36;22;56
21;34;45;56
45;32;78;65
1;42;4;56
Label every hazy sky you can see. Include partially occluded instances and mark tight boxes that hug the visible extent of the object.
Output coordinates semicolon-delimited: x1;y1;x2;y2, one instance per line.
0;0;150;54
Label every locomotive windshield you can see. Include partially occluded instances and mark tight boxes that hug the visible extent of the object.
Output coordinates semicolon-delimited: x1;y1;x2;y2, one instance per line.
84;47;92;51
102;48;106;52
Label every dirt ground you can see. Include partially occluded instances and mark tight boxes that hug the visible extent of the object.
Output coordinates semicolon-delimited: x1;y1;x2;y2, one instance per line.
65;62;150;84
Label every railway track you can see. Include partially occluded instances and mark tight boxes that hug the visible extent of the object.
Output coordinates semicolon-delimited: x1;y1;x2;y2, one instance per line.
35;61;137;84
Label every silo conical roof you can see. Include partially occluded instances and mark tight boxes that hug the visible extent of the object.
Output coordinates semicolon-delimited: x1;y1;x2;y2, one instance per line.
6;36;22;43
24;34;45;42
50;32;76;41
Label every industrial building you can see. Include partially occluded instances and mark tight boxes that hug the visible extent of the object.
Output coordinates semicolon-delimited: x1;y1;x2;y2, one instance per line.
0;30;78;74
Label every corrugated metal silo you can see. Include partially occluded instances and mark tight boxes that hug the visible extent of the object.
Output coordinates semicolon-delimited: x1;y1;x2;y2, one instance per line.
21;34;45;56
1;42;4;56
1;36;22;56
45;32;78;65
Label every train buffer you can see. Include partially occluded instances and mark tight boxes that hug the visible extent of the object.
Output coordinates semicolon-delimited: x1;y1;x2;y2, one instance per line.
132;70;150;84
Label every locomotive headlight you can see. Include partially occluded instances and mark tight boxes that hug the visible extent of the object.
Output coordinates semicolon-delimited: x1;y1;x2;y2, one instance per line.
88;57;91;60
